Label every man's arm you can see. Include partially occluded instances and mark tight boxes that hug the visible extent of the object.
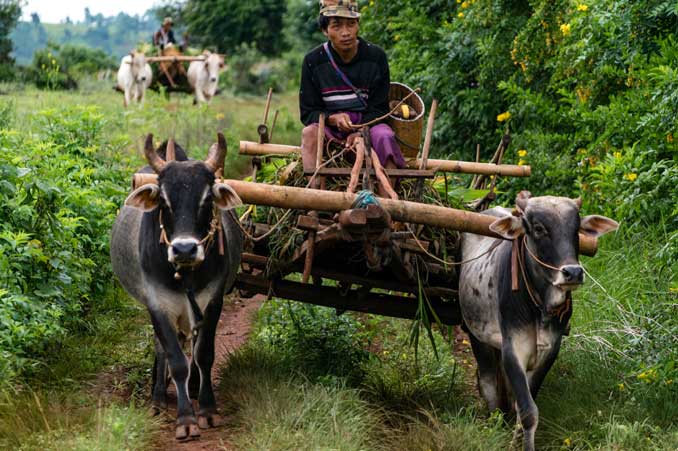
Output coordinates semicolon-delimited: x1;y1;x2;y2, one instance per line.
361;51;390;124
299;56;326;126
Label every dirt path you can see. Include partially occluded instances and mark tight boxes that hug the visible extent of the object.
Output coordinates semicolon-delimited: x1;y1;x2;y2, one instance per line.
153;295;263;451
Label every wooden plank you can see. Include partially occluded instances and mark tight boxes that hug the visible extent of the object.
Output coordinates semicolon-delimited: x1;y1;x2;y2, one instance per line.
304;168;436;178
235;273;463;325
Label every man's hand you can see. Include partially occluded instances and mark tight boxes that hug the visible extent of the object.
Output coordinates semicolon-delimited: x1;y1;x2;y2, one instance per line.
328;113;354;132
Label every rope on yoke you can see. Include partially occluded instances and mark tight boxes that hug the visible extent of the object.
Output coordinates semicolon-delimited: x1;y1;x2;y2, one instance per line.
351;190;380;209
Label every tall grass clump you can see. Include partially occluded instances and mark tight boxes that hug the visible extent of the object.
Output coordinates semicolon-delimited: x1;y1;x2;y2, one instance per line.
0;389;159;451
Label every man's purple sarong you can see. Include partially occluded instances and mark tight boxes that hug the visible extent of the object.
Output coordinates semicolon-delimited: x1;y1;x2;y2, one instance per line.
325;111;406;169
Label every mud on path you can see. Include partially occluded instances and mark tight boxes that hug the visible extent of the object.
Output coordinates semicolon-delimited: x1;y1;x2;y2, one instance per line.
153;295;263;451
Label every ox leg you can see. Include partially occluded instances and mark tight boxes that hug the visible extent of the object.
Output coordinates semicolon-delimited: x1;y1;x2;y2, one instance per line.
502;332;538;451
193;296;224;429
529;335;563;400
469;334;509;413
123;89;131;107
149;309;200;440
195;88;207;104
150;334;169;413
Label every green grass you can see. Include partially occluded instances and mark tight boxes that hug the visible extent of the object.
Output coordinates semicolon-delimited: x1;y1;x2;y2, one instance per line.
0;82;302;450
1;83;675;450
216;227;676;451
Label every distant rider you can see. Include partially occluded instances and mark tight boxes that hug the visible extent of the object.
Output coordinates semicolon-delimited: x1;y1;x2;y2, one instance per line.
153;17;178;50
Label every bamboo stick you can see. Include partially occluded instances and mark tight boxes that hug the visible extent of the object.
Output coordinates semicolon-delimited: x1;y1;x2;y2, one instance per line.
419;99;438;170
146;56;206;63
220;180;598;257
262;87;273;125
130;174;597;256
239;141;531;177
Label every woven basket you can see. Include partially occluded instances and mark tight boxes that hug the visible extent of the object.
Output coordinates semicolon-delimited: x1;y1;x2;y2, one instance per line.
387;82;425;158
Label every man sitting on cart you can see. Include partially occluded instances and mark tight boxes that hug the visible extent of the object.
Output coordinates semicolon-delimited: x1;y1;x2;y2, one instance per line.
299;0;405;178
153;17;180;51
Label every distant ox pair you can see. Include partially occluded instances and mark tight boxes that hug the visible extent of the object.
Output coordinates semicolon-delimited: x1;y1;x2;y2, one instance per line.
459;192;618;451
116;50;225;107
110;134;243;440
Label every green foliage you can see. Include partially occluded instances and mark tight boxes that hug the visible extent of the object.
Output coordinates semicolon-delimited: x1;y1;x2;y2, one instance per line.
225;43;300;95
0;104;130;380
182;0;288;56
0;0;21;81
25;43;116;90
283;0;325;52
361;0;678;261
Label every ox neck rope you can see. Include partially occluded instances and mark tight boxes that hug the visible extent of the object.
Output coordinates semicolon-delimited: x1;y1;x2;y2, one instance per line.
511;223;572;323
158;206;225;336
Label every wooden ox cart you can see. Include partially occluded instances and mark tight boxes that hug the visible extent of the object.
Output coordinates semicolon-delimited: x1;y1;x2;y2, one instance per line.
132;86;599;327
228;87;598;327
146;47;206;94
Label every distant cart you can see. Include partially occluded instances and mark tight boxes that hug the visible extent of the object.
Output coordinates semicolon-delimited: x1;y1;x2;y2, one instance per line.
146;47;206;94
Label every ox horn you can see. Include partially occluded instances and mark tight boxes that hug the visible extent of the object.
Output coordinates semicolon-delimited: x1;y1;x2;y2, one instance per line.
144;134;166;173
204;132;227;173
166;138;176;162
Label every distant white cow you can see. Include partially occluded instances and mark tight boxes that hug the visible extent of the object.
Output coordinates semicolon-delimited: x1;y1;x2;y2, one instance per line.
117;51;152;107
188;51;225;104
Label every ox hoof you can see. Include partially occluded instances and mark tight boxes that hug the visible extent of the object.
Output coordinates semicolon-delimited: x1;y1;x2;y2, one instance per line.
175;423;201;441
150;401;168;416
198;413;223;429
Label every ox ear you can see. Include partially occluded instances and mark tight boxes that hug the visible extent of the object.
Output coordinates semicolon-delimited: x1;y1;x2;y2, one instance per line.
489;215;524;240
125;184;160;211
213;183;242;210
580;215;619;237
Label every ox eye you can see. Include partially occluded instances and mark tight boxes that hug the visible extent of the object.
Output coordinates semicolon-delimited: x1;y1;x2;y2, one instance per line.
532;223;547;237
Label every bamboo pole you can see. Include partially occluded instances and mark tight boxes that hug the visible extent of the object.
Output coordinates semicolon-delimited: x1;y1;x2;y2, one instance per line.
130;174;597;256
222;180;598;257
419;99;438;170
239;141;531;177
146;56;206;63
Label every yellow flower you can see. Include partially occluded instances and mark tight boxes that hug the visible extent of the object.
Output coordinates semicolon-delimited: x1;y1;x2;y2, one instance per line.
624;173;638;182
577;4;589;12
394;34;400;41
456;0;462;3
617;383;625;391
497;111;511;122
667;133;674;143
462;339;470;346
458;12;464;18
613;151;622;159
215;113;225;120
462;1;469;7
518;149;528;157
518;160;526;166
670;287;678;293
666;380;674;385
560;23;572;36
563;437;573;447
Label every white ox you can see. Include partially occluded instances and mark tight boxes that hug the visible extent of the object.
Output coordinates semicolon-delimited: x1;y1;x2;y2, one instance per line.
117;51;152;107
188;52;225;104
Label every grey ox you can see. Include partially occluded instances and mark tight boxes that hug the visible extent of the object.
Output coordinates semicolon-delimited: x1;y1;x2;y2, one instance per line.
459;191;618;451
110;134;243;440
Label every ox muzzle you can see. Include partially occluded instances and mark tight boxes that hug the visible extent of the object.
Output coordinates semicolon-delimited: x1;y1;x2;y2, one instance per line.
168;237;205;266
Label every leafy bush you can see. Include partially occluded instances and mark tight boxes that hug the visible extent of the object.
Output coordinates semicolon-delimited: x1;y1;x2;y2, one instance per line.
361;0;678;259
0;104;129;380
256;300;370;384
225;43;299;95
25;43;116;90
